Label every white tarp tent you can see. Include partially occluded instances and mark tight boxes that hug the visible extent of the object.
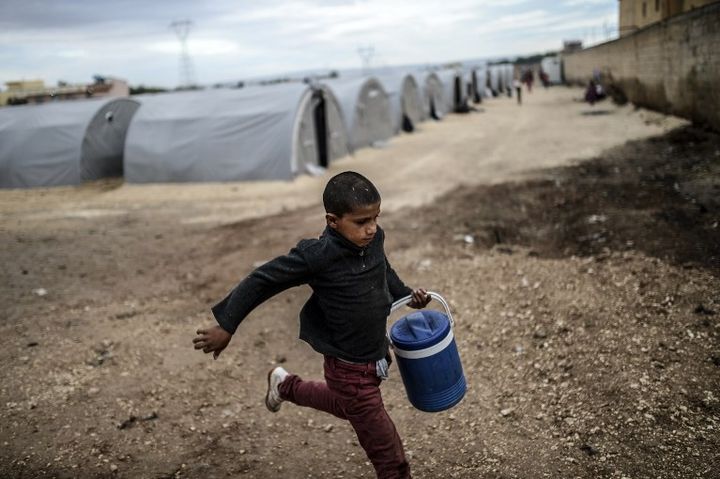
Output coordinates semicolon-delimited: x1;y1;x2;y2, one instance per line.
466;65;486;103
494;64;508;95
489;65;502;96
464;71;474;103
503;64;514;96
464;68;482;104
478;66;489;99
437;69;469;113
375;72;424;133
541;56;563;84
323;77;393;151
124;83;349;183
0;98;139;188
420;71;446;120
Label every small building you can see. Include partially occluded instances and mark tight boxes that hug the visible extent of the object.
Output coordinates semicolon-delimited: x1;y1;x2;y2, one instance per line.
0;77;129;107
562;40;584;53
0;80;44;106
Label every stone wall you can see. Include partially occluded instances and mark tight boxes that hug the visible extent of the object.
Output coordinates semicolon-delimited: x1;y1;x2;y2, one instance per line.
564;2;720;131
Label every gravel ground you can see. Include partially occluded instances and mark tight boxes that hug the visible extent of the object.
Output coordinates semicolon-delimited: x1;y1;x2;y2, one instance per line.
0;89;718;478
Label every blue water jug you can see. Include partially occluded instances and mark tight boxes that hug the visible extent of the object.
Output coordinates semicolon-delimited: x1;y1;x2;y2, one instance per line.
389;292;466;412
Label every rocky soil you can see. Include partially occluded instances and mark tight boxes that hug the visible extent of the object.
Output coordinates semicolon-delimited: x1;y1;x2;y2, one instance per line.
0;92;718;478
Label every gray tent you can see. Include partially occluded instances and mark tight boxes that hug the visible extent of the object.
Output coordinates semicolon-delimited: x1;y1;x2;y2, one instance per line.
323;77;393;151
375;72;424;133
489;65;502;96
465;66;485;103
477;66;489;98
0;98;139;188
437;69;469;113
421;71;446;120
541;56;563;84
497;65;508;95
490;63;514;96
124;83;349;183
503;63;514;96
508;64;516;86
464;71;475;103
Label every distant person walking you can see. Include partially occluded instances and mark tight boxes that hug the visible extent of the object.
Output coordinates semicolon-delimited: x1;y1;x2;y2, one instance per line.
540;70;550;88
513;79;522;105
585;80;598;105
522;69;534;93
584;79;607;106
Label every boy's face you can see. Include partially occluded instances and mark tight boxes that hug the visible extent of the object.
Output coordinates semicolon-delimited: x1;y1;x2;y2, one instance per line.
327;202;381;248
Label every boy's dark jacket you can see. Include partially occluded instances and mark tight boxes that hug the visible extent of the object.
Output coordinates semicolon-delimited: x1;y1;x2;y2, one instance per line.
212;225;412;363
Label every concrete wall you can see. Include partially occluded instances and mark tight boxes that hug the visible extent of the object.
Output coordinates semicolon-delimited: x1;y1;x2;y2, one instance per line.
564;2;720;131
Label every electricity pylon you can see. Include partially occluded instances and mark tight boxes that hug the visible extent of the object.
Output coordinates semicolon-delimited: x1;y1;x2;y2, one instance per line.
357;45;375;76
170;20;196;88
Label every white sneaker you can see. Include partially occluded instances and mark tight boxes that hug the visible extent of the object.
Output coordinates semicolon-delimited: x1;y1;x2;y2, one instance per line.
265;366;289;413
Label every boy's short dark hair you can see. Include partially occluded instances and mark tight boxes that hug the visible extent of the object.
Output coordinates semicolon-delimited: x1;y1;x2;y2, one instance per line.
323;171;381;217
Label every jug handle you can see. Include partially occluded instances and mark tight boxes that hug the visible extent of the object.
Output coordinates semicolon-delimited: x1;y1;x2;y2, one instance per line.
390;291;455;327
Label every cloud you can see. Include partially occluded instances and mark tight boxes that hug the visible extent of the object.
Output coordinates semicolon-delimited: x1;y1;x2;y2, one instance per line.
54;49;88;59
564;0;614;5
475;8;616;37
146;38;250;56
0;0;620;88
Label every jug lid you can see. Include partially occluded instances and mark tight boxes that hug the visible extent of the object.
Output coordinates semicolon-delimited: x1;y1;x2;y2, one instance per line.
390;310;451;351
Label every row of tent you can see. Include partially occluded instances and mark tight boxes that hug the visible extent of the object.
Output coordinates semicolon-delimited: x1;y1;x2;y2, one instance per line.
0;64;516;188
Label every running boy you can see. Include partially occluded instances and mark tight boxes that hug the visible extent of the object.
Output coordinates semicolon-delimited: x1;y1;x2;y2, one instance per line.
193;171;430;479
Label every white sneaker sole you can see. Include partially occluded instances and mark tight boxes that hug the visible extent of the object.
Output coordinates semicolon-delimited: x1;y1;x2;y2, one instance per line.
265;368;281;413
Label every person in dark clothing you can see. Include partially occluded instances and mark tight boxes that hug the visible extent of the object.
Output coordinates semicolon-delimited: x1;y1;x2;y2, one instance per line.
585;79;606;105
522;69;534;93
540;70;550;88
193;171;431;479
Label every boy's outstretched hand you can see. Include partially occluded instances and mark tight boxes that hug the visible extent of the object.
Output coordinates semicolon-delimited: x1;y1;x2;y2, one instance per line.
408;288;431;309
193;325;232;360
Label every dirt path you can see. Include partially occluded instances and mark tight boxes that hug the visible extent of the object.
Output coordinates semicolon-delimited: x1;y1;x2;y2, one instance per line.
1;88;717;479
0;87;683;226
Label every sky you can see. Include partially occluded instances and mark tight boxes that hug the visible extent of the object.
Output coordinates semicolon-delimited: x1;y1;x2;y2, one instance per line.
0;0;619;89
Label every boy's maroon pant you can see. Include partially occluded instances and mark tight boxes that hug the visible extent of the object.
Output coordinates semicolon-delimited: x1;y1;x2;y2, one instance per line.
278;355;411;479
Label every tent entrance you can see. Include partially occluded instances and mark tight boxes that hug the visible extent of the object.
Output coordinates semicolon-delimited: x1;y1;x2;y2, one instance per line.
402;114;414;132
487;73;498;97
454;77;470;113
430;98;439;120
312;89;329;168
471;71;481;103
81;99;140;182
454;77;462;110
